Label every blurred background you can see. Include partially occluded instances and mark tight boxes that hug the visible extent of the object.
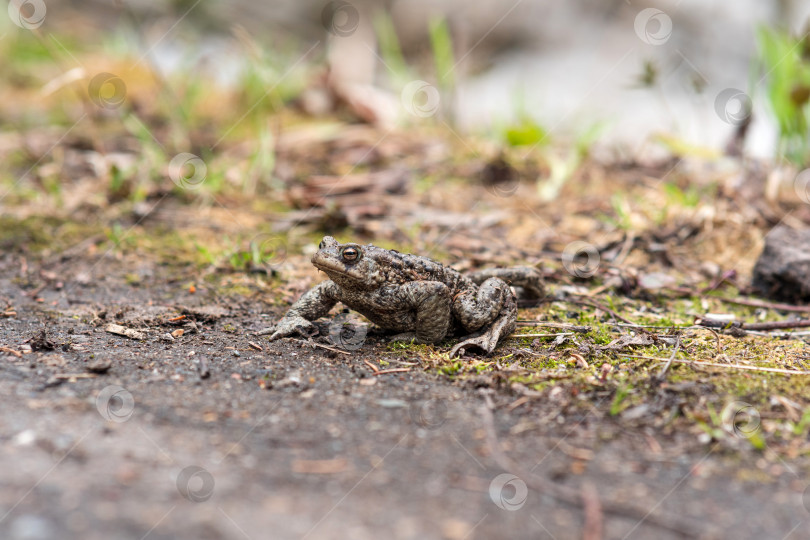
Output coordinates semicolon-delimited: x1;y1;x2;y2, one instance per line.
7;0;810;158
3;0;810;268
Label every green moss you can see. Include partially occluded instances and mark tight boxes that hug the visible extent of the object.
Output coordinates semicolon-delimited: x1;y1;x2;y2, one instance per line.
0;216;98;254
439;361;463;376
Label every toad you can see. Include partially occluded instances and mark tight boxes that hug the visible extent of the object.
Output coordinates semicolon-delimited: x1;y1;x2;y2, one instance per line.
268;236;544;356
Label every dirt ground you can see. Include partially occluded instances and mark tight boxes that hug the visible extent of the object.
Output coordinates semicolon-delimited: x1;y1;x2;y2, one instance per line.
4;9;810;537
1;236;810;540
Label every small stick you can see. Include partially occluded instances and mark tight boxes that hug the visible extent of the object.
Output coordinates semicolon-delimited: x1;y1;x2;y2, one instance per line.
509;332;574;338
363;360;379;373
691;325;722;353
714;296;810;314
581;483;604;540
373;367;411;376
685;359;810;375
570;298;635;324
697;318;810;332
168;315;187;322
506;396;530;411
516;321;592;332
24;283;47;298
0;347;23;357
556;439;595;461
743;320;810;331
624;355;810;375
53;373;97;379
657;335;681;381
616;323;688;329
248;341;263;351
308;342;352;355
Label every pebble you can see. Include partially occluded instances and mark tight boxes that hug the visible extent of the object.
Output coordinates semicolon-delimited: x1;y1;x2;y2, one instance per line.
10;514;53;540
376;398;407;408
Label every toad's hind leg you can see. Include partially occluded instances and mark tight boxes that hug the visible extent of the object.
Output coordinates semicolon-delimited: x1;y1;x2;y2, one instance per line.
452;277;510;332
450;290;517;357
449;277;517;357
467;267;544;299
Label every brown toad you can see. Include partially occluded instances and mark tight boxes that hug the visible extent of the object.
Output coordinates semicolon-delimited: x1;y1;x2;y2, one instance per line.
268;236;544;356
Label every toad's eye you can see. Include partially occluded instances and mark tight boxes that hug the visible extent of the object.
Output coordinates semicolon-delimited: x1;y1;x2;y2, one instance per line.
341;247;360;262
318;239;325;250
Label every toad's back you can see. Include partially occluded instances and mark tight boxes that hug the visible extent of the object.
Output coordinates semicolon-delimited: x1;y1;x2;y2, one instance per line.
364;245;473;293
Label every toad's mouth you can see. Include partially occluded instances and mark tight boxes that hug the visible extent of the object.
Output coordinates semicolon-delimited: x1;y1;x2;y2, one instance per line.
317;267;353;278
312;258;360;280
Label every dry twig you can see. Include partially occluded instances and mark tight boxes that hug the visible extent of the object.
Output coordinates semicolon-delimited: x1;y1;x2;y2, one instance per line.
657;335;681;381
625;355;810;375
697;317;810;332
373;367;411;376
714;296;810;314
308;342;352;355
570;298;635;324
363;360;379;373
582;483;604;540
509;332;574;338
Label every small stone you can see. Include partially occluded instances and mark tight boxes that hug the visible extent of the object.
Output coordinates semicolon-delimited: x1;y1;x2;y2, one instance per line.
197;358;210;379
13;429;36;446
85;359;112;374
376;398;407;408
638;272;676;291
622;404;651;420
752;226;810;302
10;514;53;540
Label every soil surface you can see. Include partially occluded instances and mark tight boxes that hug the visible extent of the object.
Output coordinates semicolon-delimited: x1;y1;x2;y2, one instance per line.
3;11;810;537
1;250;808;540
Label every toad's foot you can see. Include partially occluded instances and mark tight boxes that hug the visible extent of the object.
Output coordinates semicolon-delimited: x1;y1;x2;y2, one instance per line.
267;315;319;341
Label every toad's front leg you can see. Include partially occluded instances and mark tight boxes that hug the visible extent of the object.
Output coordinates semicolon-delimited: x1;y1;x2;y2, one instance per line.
388;281;453;344
267;281;339;340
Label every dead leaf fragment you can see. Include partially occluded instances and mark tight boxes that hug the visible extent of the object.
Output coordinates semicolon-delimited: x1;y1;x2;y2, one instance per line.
105;324;146;340
569;352;589;368
41;354;66;367
599;363;613;382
